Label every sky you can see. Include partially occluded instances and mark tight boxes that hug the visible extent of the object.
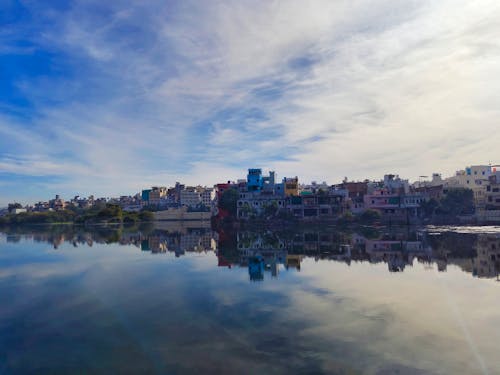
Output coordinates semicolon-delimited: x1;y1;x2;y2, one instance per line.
1;0;499;205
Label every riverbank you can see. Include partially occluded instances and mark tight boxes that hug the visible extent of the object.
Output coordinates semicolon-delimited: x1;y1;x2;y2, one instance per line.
0;204;154;226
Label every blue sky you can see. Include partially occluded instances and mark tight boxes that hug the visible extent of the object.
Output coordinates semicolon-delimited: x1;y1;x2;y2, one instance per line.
1;0;499;205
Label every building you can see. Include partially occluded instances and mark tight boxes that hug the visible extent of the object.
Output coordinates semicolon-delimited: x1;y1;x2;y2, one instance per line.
49;195;67;211
485;174;500;211
179;186;215;209
288;191;346;219
180;187;202;207
237;193;286;219
149;187;167;205
283;177;299;196
247;169;264;192
472;234;500;278
363;188;427;221
336;181;368;214
445;165;492;211
201;188;216;208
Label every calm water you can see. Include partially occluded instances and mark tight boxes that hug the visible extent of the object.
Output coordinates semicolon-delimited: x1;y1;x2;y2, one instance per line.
1;224;499;374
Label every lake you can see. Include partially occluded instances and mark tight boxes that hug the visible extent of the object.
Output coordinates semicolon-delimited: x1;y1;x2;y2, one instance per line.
1;224;499;374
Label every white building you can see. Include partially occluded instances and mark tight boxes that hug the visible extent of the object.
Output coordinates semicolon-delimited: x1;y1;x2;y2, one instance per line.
445;165;493;211
180;186;215;209
201;188;216;207
180;187;202;207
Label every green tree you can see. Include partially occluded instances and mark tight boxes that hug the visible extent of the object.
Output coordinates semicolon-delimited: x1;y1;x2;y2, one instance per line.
421;198;440;217
219;188;239;216
359;209;381;224
263;201;279;218
8;203;22;213
437;188;474;216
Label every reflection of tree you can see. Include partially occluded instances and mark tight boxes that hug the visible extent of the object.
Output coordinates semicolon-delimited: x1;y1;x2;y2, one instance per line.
427;232;477;258
219;189;239;217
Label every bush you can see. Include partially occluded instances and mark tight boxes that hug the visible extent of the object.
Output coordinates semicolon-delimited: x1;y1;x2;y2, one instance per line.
359;209;381;224
219;188;239;217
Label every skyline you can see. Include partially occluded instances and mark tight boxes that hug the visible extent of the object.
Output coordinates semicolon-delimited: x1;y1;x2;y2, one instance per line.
1;1;500;206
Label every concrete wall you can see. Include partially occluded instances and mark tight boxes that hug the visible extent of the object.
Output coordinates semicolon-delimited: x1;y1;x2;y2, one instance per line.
154;208;211;222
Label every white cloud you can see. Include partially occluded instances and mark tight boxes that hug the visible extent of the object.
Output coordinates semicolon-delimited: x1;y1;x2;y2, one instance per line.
1;0;500;204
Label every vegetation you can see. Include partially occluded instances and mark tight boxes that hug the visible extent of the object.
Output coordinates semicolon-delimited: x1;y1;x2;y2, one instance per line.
0;204;155;226
435;188;474;216
218;188;239;216
358;209;382;224
7;203;23;213
419;188;475;222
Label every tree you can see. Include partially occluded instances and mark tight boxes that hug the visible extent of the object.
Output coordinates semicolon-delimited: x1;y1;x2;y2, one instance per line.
421;198;440;217
219;188;239;216
359;209;381;224
436;188;474;216
263;201;279;218
8;203;22;213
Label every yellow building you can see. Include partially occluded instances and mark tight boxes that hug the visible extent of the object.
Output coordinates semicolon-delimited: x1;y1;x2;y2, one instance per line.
283;177;299;196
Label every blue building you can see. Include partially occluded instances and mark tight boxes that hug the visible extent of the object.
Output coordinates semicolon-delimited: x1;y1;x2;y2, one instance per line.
141;189;151;202
247;168;263;191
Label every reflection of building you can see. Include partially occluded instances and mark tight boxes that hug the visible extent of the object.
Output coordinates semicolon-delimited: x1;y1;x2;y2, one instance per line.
365;239;430;272
472;234;500;278
241;249;287;280
285;255;302;271
288;192;347;219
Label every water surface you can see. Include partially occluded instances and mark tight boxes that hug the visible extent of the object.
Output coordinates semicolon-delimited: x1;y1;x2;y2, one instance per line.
0;225;499;374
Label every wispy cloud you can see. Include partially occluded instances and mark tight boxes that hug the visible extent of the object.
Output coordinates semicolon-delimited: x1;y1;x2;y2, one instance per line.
1;0;499;204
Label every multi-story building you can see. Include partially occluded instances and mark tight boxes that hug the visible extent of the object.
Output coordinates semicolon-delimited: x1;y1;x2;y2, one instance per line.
336;181;368;214
149;186;167;205
180;187;202;207
237;192;286;219
445;165;492;211
283;177;299;196
363;188;427;221
179;186;215;209
486;174;500;210
49;195;67;211
201;188;216;208
471;234;500;278
247;169;264;192
288;191;346;219
141;186;168;206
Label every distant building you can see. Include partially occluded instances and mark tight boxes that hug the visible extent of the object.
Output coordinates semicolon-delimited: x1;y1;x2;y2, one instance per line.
49;195;67;211
179;186;215;209
283;177;299;196
363;188;426;221
247;169;264;192
486;174;500;211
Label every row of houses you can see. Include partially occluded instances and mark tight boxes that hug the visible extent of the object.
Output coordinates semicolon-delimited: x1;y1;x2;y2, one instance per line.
5;164;499;222
216;164;500;222
225;230;500;280
141;183;216;211
217;168;430;221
